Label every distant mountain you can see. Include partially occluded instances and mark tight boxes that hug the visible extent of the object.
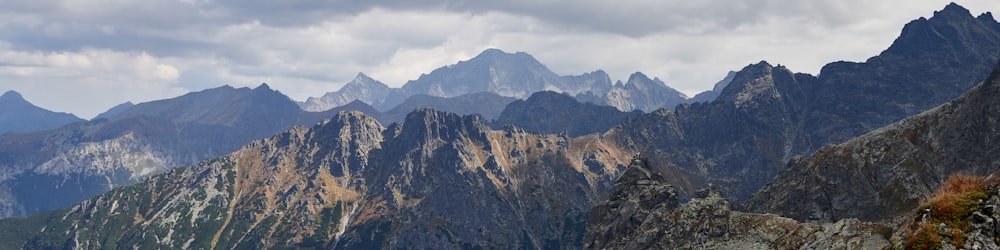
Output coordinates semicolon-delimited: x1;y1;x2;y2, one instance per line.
381;92;516;123
689;71;736;103
744;60;1000;225
494;91;637;137
299;73;392;112
303;49;686;113
0;91;83;134
92;101;134;120
605;72;689;111
0;110;631;249
0;84;351;219
395;49;600;102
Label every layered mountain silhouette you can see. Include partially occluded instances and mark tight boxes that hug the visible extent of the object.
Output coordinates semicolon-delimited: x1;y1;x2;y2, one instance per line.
0;3;999;249
0;91;83;135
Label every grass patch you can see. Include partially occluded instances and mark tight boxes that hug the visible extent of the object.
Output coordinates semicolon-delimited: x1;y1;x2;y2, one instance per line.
903;173;999;249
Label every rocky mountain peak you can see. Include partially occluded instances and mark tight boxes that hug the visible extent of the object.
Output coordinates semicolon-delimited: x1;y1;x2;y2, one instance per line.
935;2;972;20
0;90;24;101
254;82;272;91
349;72;376;85
715;61;782;106
625;72;656;86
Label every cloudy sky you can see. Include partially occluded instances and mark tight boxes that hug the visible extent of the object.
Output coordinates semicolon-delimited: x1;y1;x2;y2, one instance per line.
1;0;998;118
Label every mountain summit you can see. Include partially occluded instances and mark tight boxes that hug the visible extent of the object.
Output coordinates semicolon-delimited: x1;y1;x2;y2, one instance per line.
299;73;392;112
0;90;83;134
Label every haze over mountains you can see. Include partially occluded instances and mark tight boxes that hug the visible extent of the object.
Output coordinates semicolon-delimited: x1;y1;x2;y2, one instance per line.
0;3;999;249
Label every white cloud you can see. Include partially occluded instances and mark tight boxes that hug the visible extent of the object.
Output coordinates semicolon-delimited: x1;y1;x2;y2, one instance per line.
0;44;184;118
0;0;998;118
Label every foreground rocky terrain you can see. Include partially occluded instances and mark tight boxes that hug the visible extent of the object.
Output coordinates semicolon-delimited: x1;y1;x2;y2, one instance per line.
584;156;891;249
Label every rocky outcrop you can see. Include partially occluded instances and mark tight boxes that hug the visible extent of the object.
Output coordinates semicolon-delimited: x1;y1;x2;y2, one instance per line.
584;156;892;249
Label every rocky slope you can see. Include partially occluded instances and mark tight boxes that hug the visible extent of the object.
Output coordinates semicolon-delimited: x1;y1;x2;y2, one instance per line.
584;155;892;249
744;59;1000;225
0;109;632;249
0;84;365;219
0;90;83;135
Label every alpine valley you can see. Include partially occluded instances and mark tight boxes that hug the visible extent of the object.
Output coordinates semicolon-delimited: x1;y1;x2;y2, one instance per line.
1;3;1000;249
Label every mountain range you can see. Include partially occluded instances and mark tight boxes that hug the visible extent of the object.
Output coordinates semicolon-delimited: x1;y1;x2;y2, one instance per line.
0;3;999;249
299;49;691;113
0;84;351;218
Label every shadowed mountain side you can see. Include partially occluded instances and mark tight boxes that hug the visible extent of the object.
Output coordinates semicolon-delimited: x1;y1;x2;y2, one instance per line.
744;60;1000;225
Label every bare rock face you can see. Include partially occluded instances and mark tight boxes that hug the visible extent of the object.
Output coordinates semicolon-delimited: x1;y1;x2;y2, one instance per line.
584;156;892;249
